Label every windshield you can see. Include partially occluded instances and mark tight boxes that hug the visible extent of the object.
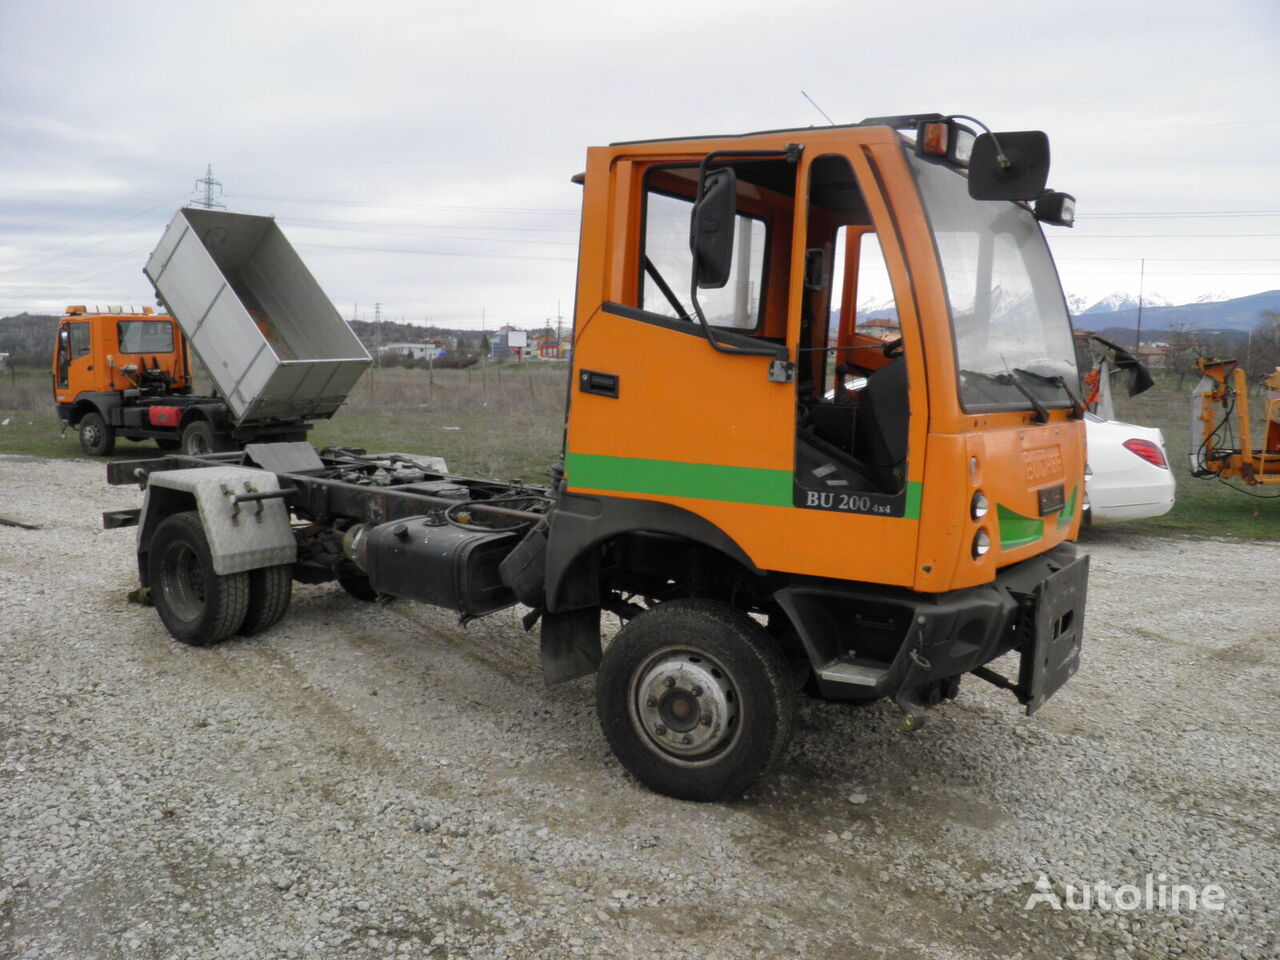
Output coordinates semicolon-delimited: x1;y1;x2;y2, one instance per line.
118;320;175;354
911;155;1077;411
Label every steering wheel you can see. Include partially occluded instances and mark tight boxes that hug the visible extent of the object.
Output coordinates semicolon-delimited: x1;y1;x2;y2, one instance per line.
883;338;904;359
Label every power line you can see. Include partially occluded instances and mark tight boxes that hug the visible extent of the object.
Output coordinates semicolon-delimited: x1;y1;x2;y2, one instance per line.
294;241;575;263
1080;210;1280;220
275;214;577;234
0;193;191;272
277;219;575;247
227;192;579;215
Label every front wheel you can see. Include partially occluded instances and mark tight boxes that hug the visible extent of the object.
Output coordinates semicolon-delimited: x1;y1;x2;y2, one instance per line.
148;511;249;645
78;411;115;456
596;599;796;802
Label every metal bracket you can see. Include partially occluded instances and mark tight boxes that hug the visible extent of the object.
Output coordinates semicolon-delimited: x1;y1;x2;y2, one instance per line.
768;360;796;383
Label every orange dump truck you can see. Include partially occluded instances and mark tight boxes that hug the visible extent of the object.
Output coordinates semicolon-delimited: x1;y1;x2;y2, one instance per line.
107;115;1088;801
55;209;370;456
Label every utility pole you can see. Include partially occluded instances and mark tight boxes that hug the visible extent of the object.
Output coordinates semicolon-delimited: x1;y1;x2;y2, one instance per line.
374;302;382;366
193;165;226;209
1134;258;1146;354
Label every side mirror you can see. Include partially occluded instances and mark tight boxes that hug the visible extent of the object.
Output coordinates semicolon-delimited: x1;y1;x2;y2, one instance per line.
968;131;1050;201
689;167;738;289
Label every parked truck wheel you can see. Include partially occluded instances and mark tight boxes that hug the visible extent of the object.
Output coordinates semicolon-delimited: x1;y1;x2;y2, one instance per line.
238;564;293;636
180;420;217;456
149;511;249;645
78;412;116;456
596;599;796;802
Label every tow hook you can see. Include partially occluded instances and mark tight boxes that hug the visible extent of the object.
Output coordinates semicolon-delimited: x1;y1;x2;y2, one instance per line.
894;691;928;731
896;619;932;730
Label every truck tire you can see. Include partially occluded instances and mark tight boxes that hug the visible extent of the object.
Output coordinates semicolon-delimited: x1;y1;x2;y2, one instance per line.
238;564;293;636
148;510;249;646
596;599;796;802
78;411;116;456
180;420;216;456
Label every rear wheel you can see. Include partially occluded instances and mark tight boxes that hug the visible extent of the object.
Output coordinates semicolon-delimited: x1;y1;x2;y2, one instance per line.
181;420;217;456
596;599;796;802
78;412;115;456
238;564;293;636
148;510;249;645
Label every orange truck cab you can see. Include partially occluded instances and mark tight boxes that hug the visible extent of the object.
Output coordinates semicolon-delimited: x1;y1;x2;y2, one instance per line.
53;304;310;456
53;306;199;454
530;114;1089;794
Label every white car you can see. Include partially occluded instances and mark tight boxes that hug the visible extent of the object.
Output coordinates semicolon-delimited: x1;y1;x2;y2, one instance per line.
1083;412;1176;523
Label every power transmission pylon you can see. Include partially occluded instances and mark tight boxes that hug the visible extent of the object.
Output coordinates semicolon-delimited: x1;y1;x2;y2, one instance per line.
193;165;226;209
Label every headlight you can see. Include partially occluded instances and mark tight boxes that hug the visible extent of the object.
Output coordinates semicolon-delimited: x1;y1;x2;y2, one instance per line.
971;490;989;520
972;529;990;559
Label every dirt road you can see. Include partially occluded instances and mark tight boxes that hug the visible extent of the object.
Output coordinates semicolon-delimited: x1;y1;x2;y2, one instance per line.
1;455;1276;960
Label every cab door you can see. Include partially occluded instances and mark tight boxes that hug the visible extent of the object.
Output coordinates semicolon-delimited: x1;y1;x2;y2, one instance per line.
564;154;801;565
54;320;93;402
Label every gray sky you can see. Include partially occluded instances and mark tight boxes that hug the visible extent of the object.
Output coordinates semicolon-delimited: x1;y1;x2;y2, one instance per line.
3;0;1278;328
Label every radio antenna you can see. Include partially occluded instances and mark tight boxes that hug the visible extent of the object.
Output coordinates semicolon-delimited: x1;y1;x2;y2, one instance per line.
801;90;836;126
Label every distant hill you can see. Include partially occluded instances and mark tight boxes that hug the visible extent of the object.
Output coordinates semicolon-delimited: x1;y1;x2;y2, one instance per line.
0;313;59;363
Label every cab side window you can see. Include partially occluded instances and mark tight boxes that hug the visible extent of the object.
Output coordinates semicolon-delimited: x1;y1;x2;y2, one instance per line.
68;323;90;359
638;166;767;330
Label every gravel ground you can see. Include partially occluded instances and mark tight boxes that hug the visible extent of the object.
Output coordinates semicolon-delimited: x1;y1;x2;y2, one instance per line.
1;454;1277;960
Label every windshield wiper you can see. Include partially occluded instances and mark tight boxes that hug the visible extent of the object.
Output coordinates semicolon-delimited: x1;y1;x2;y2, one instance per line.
1012;367;1085;419
998;371;1049;422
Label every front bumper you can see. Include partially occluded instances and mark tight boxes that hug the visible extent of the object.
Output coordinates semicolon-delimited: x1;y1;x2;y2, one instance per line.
775;543;1089;716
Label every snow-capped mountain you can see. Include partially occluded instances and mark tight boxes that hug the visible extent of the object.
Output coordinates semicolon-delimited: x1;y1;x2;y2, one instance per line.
1192;291;1231;305
1080;291;1173;314
1064;293;1090;315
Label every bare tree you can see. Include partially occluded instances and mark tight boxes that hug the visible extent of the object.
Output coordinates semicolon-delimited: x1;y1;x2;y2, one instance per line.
1250;310;1280;380
1166;322;1209;388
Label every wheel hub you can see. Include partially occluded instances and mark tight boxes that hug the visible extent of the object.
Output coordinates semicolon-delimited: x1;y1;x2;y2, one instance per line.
632;651;738;760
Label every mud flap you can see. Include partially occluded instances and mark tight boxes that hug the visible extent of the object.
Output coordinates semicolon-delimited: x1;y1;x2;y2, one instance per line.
1019;553;1089;715
540;606;601;685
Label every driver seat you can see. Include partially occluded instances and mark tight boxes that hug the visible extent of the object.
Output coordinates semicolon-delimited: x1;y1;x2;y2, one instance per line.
855;358;909;492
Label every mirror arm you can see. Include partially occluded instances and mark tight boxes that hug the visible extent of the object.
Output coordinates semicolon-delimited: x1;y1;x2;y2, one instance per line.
687;266;787;361
688;144;801;362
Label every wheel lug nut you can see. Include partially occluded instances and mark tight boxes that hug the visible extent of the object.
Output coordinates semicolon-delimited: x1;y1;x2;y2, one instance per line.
700;714;712;726
645;696;657;708
691;685;703;697
663;676;676;688
681;735;692;745
655;724;667;736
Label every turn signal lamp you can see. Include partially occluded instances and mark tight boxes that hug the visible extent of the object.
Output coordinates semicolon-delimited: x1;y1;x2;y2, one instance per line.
916;120;976;166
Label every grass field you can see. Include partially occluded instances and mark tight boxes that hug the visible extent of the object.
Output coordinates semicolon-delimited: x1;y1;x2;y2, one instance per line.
0;363;569;481
2;362;1277;540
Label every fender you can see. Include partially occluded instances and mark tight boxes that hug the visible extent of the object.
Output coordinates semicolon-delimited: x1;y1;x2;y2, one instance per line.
137;466;295;580
543;491;763;613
